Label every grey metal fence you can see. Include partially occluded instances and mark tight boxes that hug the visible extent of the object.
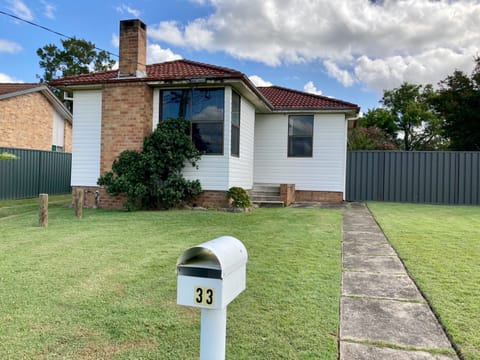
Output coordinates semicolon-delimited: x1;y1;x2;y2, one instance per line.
0;147;71;200
346;151;480;205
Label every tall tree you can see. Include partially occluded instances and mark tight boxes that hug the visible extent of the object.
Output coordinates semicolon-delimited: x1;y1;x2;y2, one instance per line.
381;83;444;150
432;58;480;150
37;37;116;82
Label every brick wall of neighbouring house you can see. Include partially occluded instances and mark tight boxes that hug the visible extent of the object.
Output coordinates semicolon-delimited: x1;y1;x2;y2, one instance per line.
295;190;344;203
64;120;72;152
0;92;53;151
100;82;153;174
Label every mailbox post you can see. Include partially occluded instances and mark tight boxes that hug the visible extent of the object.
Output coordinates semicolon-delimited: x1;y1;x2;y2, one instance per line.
176;236;248;360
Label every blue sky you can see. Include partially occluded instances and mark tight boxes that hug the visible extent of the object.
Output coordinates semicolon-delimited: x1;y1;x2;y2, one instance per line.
1;0;480;112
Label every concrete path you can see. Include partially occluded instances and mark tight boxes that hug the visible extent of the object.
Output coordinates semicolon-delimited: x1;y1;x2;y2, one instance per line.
340;203;459;360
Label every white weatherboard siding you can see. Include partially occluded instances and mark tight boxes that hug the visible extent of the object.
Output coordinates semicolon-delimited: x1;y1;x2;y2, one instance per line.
254;113;347;193
71;90;102;186
229;95;255;189
52;110;64;148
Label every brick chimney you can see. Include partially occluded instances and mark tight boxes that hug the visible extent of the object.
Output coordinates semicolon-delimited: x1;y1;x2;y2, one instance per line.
119;19;146;78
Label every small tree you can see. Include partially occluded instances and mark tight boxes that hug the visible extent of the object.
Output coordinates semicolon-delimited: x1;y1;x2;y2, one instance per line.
98;118;203;210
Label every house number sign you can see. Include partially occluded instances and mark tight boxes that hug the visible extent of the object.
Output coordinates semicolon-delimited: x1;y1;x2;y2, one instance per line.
194;286;215;306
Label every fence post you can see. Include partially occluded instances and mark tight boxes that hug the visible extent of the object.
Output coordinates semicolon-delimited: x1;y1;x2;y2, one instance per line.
75;188;84;218
39;193;48;227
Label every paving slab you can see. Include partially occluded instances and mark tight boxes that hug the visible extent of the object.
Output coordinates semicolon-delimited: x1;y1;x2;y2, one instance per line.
342;240;396;256
343;255;406;273
342;272;424;300
340;342;457;360
343;223;383;232
340;297;454;349
342;231;388;243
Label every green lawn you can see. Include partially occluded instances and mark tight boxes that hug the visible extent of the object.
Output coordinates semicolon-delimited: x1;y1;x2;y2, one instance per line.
0;200;342;359
368;202;480;360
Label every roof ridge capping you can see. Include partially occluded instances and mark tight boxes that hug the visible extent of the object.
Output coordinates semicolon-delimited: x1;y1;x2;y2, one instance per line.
159;59;244;76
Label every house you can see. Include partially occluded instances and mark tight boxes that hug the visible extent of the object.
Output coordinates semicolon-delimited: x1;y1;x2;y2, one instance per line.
0;83;72;152
50;19;359;209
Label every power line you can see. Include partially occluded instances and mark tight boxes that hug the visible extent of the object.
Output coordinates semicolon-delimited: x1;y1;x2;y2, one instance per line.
0;9;119;59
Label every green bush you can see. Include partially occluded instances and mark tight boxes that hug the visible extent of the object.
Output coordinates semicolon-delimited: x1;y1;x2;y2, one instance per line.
98;118;202;210
227;187;252;208
0;152;18;160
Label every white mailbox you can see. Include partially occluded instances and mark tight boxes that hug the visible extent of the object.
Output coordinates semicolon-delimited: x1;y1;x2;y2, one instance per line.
176;236;248;310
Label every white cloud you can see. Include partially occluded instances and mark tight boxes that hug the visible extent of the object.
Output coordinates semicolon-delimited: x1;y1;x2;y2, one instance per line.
115;4;141;17
0;73;21;82
249;75;272;87
111;33;119;48
147;44;182;64
0;39;22;53
7;0;33;21
41;1;56;19
303;81;322;95
150;0;480;91
323;60;355;87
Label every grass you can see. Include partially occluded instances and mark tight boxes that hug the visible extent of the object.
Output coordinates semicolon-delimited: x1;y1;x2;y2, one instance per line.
0;202;342;359
368;202;480;360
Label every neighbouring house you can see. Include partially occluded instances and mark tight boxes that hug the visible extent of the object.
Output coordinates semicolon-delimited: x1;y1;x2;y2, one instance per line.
0;83;72;152
50;19;359;209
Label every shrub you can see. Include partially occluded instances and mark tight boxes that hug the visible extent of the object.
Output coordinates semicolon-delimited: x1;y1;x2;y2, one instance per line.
98;118;203;210
227;187;252;209
0;152;18;160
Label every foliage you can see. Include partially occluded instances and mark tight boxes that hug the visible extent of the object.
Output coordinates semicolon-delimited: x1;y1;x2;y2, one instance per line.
352;83;447;151
0;152;18;160
37;37;115;83
381;83;445;150
98;118;202;210
226;187;252;208
348;126;397;150
359;108;398;141
431;57;480;150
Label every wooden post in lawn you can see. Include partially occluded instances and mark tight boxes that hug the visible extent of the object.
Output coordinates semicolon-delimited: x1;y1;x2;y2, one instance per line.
39;193;48;227
75;188;84;218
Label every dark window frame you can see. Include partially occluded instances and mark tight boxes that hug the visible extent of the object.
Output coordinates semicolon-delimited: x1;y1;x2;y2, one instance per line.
160;88;225;155
231;90;241;157
288;114;314;158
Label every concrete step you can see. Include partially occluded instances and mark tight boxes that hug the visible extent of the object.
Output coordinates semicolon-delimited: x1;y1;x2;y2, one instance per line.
250;195;282;202
250;190;280;197
252;183;280;193
252;200;284;208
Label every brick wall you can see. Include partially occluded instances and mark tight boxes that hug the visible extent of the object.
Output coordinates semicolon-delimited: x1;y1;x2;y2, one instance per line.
0;92;53;151
295;190;344;203
194;190;229;208
100;82;153;174
64;120;72;152
280;183;296;206
71;186;127;210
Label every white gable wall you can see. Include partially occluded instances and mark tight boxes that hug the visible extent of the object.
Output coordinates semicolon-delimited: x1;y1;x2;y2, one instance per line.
254;113;347;194
71;90;102;186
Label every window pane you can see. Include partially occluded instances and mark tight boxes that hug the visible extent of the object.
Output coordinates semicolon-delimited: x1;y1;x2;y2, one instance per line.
192;122;223;154
231;125;239;156
231;91;241;127
192;89;224;121
161;90;191;120
288;137;313;157
289;115;313;136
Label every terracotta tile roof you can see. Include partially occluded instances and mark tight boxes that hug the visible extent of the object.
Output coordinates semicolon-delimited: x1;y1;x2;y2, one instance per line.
49;59;244;86
0;83;43;96
49;59;359;113
257;86;359;112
